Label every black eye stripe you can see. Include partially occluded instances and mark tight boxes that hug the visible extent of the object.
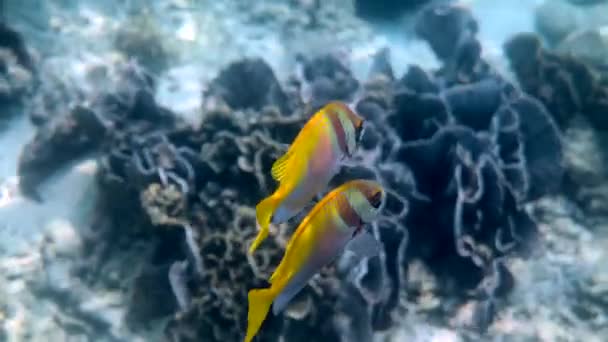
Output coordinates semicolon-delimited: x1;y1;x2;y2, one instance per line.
369;191;382;208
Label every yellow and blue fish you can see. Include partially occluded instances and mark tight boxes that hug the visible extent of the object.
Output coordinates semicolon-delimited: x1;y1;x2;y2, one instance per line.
249;101;366;254
244;179;385;342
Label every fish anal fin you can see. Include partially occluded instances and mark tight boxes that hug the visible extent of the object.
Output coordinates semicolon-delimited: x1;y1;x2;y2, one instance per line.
245;288;275;342
250;195;280;254
272;261;320;315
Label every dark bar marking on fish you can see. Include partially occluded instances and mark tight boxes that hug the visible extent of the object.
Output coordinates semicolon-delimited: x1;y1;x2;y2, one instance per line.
337;192;363;229
368;190;382;209
327;107;349;155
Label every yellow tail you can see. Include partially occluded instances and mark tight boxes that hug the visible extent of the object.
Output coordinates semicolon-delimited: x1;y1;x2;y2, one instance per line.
249;195;279;254
244;288;275;342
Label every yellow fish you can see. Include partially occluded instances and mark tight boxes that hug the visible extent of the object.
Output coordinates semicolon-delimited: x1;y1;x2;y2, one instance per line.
244;179;385;342
250;101;365;254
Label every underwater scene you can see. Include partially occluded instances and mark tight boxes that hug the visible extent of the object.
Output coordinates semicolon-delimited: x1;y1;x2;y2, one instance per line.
1;0;607;341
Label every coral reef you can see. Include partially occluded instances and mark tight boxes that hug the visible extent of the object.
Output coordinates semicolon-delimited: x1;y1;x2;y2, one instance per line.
69;2;563;340
336;2;564;333
10;1;594;342
70;57;370;341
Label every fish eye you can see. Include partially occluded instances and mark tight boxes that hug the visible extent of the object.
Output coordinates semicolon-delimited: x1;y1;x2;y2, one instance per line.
369;190;382;209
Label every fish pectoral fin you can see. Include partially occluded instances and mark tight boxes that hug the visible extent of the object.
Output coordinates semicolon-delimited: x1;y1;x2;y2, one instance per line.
345;229;383;260
271;149;295;182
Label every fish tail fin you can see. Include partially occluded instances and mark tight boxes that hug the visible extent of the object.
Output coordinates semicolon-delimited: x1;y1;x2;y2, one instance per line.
244;288;275;342
249;195;279;254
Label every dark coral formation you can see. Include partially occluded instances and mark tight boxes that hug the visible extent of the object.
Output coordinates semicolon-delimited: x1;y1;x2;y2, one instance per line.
204;58;291;114
17;62;177;200
296;53;360;112
18;105;106;200
414;2;492;87
0;22;35;72
354;0;430;21
504;32;608;130
0;22;35;109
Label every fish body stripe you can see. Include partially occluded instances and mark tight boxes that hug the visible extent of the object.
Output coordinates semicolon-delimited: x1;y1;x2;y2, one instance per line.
323;101;362;157
326;108;349;156
336;191;363;229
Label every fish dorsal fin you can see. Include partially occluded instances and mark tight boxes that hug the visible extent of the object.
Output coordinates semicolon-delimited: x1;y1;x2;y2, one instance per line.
271;108;329;183
271;149;294;182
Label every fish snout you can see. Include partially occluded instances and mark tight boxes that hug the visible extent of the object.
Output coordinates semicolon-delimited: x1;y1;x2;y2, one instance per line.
355;119;365;144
